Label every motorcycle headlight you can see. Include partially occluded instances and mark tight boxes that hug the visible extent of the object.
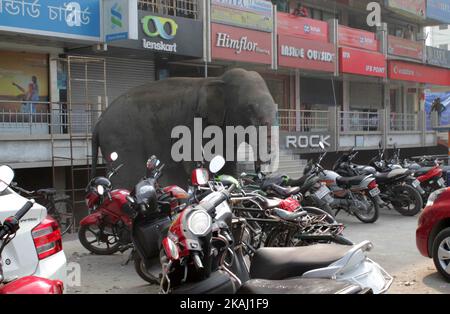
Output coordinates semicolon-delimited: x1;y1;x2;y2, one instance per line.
97;185;105;195
187;210;212;236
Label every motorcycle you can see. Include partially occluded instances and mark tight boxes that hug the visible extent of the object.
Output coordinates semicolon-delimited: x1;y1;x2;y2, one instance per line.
125;156;190;284
310;143;381;223
0;166;64;294
159;159;392;294
336;144;423;217
79;152;133;255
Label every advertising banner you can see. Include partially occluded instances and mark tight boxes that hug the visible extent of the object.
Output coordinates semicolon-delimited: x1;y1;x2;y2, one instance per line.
211;0;273;32
0;50;49;112
277;12;328;42
426;0;450;24
426;46;450;69
211;23;272;65
388;35;423;60
115;11;203;58
338;25;379;51
103;0;138;42
385;0;426;19
278;35;335;72
339;47;387;78
0;0;101;41
389;61;450;86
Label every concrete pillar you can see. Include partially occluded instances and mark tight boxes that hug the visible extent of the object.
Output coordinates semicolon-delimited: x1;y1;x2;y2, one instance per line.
295;69;301;132
53;166;67;195
342;78;350;132
49;54;61;134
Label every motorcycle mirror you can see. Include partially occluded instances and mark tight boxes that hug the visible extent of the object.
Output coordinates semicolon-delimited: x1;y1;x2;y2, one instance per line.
0;165;14;193
110;152;118;162
240;172;247;178
209;155;226;174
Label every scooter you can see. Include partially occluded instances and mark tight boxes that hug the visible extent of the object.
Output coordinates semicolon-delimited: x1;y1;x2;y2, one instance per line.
79;152;133;255
0;166;64;294
159;158;392;294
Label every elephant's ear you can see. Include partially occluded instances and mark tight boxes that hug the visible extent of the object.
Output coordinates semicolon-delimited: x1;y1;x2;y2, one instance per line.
196;79;226;126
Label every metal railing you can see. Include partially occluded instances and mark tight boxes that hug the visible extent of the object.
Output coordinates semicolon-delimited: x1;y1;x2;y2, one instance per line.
389;112;418;132
0;101;102;136
138;0;199;19
339;111;381;133
278;109;329;132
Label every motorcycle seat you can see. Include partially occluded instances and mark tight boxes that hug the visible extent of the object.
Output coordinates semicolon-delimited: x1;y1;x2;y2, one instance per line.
250;244;352;280
238;278;363;294
256;197;282;210
269;184;301;197
375;169;410;183
36;188;57;196
336;175;368;187
271;208;306;222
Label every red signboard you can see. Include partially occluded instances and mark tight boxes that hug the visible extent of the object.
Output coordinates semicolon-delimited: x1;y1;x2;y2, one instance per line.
388;35;423;60
339;47;387;78
277;12;329;42
211;23;272;65
338;25;379;51
278;35;335;72
389;61;450;86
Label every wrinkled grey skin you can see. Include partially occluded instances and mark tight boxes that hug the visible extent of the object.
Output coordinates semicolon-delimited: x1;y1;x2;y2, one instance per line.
92;68;276;190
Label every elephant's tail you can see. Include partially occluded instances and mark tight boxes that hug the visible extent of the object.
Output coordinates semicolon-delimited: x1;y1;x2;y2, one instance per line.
91;124;99;179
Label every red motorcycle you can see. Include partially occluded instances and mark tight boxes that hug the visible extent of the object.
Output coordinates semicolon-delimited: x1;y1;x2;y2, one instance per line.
79;153;132;255
0;200;63;294
415;164;445;202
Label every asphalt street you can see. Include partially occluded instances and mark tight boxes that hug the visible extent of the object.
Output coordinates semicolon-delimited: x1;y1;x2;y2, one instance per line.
63;208;450;294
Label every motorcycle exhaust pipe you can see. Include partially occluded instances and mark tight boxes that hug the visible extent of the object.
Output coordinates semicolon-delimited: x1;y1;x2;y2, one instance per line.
193;253;204;270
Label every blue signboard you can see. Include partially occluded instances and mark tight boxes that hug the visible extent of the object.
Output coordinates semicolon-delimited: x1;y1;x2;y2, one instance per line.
427;0;450;24
0;0;101;41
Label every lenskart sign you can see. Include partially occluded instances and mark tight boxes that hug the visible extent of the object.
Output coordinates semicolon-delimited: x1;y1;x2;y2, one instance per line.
111;11;203;57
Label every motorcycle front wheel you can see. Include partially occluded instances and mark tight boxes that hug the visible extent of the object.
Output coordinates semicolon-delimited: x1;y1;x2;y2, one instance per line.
353;194;379;224
133;251;161;285
78;224;121;255
391;184;423;216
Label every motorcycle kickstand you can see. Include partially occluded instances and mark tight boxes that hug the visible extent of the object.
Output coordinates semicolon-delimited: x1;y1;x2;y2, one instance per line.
122;249;134;266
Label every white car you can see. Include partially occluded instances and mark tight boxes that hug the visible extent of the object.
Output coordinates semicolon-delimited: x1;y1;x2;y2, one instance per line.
0;184;67;284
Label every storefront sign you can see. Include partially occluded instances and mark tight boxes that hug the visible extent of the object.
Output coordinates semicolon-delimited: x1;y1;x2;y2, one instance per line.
0;0;101;41
103;0;138;42
277;12;328;42
211;0;273;32
339;47;387;78
211;23;272;64
427;46;450;69
386;0;426;19
338;26;378;51
278;35;335;72
388;35;423;60
114;12;202;57
280;131;334;152
427;0;450;24
389;61;450;86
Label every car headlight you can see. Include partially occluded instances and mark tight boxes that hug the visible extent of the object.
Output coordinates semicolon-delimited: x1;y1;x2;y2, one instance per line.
187;210;212;236
426;188;447;207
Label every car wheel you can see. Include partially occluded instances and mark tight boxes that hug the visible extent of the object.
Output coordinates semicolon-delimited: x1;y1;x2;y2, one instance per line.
432;227;450;282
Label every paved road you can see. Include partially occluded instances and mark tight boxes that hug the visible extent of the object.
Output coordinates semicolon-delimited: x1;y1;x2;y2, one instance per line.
63;208;450;294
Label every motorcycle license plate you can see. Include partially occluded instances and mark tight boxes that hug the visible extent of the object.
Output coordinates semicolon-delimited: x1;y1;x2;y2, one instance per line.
412;179;420;188
438;178;446;187
315;185;331;199
369;187;380;197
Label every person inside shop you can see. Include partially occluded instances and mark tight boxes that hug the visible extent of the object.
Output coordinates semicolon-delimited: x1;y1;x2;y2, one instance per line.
293;2;309;17
431;97;446;123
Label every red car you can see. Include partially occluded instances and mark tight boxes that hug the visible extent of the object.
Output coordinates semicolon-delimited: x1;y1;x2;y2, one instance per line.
416;187;450;281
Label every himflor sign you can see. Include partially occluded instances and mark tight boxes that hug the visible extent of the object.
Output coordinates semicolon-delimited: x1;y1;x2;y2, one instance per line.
278;35;335;72
211;23;272;64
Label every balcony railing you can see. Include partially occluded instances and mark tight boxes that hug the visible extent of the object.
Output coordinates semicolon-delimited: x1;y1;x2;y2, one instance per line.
278;109;329;132
339;111;381;133
389;113;418;132
138;0;199;19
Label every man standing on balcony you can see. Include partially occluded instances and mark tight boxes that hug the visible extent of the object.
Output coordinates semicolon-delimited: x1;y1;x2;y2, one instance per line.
431;97;446;124
12;75;39;115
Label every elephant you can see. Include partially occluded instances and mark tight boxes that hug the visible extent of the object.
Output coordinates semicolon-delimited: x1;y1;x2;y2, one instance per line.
91;68;277;190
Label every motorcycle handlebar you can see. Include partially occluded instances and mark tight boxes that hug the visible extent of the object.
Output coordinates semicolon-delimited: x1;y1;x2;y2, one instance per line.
0;200;34;239
200;184;236;215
